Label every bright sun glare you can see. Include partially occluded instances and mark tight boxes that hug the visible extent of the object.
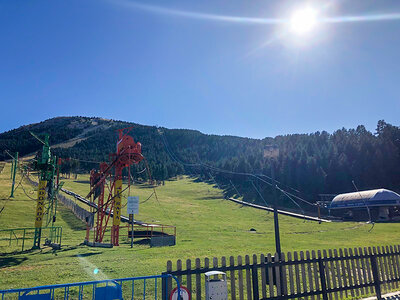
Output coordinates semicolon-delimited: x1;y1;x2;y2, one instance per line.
290;7;318;35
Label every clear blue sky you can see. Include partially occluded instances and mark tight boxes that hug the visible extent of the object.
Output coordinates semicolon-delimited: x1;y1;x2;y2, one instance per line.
0;0;399;138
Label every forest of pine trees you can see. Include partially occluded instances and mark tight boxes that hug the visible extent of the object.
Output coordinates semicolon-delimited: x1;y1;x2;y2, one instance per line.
1;117;398;211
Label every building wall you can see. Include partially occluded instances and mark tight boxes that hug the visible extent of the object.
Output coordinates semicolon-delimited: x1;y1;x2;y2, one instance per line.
330;207;400;222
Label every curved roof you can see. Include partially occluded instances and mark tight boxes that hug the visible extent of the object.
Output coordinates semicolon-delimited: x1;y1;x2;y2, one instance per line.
330;189;400;209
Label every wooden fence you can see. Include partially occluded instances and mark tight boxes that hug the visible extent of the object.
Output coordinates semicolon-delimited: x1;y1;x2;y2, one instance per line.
163;245;400;300
0;162;5;174
58;193;94;226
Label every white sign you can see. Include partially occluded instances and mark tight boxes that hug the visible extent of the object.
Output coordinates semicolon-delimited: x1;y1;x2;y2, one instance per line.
127;196;139;214
170;286;191;300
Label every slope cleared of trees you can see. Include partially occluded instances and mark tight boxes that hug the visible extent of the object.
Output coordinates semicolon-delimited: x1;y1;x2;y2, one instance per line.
1;117;398;211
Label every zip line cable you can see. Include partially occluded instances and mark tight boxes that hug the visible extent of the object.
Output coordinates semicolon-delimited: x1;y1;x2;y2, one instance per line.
352;180;375;232
208;172;224;192
136;167;147;174
94;185;131;213
230;179;242;197
159;130;317;213
142;156;173;224
160;129;308;199
69;158;104;164
275;185;306;221
256;173;305;196
203;161;315;207
20;181;37;201
0;171;26;216
250;180;270;207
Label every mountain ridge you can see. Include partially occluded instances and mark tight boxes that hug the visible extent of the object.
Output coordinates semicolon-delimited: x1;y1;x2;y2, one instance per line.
1;116;399;211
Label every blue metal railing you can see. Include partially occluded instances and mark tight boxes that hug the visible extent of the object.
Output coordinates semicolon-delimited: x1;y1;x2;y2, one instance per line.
0;274;180;300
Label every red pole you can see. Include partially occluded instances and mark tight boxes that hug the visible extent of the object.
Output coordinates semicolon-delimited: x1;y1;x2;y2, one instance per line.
57;158;62;186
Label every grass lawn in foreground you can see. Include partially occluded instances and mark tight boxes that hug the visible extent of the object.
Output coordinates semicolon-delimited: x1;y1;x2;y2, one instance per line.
1;162;400;289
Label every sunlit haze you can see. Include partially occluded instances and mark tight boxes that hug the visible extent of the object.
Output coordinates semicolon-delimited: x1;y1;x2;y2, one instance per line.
290;7;318;35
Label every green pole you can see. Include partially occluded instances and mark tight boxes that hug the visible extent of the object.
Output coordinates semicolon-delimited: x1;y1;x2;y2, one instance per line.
10;152;18;198
22;229;26;251
10;160;13;179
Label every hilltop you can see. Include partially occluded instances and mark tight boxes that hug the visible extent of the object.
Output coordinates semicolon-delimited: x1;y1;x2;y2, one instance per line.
0;117;399;210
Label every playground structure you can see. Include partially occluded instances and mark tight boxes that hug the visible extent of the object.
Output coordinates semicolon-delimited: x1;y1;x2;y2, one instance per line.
86;127;144;246
0;133;64;251
1;128;176;251
30;132;64;249
85;127;176;247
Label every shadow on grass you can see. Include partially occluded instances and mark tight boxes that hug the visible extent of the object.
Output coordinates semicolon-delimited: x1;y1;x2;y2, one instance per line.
55;245;79;253
72;252;102;258
0;256;27;268
0;248;35;257
135;184;157;189
73;180;91;184
197;196;222;200
58;205;86;231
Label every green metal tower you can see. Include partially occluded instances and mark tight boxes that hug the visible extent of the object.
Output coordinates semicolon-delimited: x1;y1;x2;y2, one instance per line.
31;133;62;249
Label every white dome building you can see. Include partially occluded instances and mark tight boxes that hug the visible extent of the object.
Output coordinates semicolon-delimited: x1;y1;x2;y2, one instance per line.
330;189;400;221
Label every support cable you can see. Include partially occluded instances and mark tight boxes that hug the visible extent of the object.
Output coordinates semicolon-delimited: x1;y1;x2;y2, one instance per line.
160;130;318;216
250;180;270;207
275;185;306;221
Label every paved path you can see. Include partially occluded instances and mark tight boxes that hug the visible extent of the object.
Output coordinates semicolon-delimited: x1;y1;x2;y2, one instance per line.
363;291;400;300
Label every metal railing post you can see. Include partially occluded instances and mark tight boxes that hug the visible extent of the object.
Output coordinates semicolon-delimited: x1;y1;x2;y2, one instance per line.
162;273;167;300
22;229;26;251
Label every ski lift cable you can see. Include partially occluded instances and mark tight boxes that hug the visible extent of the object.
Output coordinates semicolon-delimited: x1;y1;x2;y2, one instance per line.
256;173;304;195
250;180;270;207
275;185;307;220
0;171;27;217
142;155;173;224
160;129;307;198
352;180;374;232
160;130;317;208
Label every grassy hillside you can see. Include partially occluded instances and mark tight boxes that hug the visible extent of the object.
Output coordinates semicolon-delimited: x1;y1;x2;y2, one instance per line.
1;117;399;213
1;162;400;290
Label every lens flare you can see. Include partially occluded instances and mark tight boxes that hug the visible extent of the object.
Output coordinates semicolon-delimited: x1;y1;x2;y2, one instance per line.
116;0;400;27
290;8;318;35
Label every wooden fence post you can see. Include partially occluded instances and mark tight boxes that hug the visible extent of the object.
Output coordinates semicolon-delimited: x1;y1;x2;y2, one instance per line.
163;260;173;300
165;245;400;300
370;255;382;300
229;256;237;300
245;255;252;299
196;258;201;300
252;255;259;300
187;259;192;296
318;258;328;300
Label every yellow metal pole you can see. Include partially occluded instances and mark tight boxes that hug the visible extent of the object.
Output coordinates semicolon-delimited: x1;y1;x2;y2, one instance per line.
112;179;122;245
33;180;47;249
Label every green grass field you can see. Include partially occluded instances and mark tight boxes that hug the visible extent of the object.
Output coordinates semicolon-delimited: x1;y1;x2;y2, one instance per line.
1;162;400;290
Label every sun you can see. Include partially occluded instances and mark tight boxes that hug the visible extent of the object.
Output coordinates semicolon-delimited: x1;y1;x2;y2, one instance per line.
290;7;318;35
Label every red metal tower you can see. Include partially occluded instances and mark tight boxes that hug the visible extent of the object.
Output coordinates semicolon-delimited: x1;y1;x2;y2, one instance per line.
86;127;143;246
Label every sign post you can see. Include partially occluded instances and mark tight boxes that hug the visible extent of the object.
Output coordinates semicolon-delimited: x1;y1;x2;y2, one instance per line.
129;214;134;248
170;286;190;300
127;196;139;248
